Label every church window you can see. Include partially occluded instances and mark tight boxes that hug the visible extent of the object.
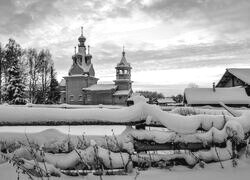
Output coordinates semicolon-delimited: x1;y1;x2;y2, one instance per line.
78;95;83;101
87;94;92;102
70;95;74;101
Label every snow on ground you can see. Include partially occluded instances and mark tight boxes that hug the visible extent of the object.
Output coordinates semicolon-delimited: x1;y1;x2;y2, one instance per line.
1;159;250;180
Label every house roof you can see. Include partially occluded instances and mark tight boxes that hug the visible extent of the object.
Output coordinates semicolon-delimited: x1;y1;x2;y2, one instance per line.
227;68;250;85
113;89;132;96
82;84;117;91
158;97;175;104
184;87;250;105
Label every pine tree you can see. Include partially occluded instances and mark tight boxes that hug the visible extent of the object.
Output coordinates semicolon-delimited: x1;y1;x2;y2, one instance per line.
3;65;26;104
0;43;5;104
2;39;26;104
46;66;60;104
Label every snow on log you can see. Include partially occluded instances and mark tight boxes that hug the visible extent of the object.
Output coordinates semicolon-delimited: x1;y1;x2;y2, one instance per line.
1;141;233;171
172;107;232;116
0;124;245;156
0;103;145;126
0;128;134;153
0;152;61;177
133;141;233;166
2;145;130;170
1;102;250;135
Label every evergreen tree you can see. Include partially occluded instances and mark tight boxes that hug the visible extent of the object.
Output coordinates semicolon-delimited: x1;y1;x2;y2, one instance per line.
46;66;60;104
136;90;164;99
172;94;184;103
2;39;26;104
0;43;5;103
2;66;26;104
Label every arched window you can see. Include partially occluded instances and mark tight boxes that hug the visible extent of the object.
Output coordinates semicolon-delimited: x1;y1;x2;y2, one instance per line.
78;95;83;101
70;95;74;102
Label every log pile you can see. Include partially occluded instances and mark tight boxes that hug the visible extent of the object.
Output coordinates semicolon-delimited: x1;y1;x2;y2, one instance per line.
0;102;249;178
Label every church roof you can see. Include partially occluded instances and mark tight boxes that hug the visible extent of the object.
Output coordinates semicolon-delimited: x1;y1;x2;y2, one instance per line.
82;63;92;72
184;87;250;105
82;84;117;91
113;89;132;96
117;50;130;67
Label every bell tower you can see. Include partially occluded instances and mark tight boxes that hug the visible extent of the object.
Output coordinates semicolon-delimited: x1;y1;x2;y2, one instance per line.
114;47;132;90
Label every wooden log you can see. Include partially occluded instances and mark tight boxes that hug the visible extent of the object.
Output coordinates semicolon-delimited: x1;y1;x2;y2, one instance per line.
134;140;227;152
0;120;146;126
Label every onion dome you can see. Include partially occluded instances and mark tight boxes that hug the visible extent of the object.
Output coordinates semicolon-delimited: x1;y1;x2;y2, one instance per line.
78;27;86;45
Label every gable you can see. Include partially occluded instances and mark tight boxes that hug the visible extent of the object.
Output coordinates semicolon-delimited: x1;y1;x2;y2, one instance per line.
68;63;83;75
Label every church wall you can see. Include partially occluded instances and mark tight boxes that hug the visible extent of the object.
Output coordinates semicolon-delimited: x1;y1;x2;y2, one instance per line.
83;91;114;105
114;95;127;105
116;81;131;90
70;64;83;75
65;76;98;104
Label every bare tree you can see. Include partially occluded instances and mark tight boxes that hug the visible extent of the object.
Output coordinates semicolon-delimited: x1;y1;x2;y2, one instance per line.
36;49;53;104
187;83;199;88
24;48;39;103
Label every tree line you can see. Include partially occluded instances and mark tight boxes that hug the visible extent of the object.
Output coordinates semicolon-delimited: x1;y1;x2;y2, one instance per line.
0;38;60;105
136;90;184;103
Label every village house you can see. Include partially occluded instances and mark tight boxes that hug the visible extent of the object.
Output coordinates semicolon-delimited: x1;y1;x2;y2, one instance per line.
157;97;176;106
59;28;133;105
184;68;250;107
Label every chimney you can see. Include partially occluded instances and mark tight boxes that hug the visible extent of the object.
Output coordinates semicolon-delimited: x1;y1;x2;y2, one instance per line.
213;82;216;92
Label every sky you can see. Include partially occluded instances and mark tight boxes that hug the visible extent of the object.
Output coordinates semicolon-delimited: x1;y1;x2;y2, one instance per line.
0;0;250;96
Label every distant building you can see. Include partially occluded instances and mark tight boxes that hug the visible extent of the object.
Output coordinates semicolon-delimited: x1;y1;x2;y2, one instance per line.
59;28;133;105
184;68;250;107
157;97;175;106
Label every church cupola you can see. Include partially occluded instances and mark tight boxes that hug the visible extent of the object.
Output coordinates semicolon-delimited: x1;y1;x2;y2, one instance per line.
78;27;86;47
68;27;95;76
114;46;133;90
85;45;92;65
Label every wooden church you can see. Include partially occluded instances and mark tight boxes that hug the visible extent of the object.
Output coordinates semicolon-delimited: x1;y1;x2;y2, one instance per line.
59;28;133;105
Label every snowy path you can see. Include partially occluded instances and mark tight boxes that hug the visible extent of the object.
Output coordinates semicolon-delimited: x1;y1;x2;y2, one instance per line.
1;160;250;180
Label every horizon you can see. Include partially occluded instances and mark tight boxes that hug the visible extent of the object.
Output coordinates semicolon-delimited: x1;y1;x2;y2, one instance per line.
1;0;250;96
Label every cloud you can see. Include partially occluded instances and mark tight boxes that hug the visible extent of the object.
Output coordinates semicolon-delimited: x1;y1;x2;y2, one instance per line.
0;0;250;94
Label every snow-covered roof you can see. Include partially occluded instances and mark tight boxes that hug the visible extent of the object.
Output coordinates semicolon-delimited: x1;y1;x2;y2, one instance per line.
82;63;92;72
184;87;250;105
113;89;132;96
158;97;175;104
82;84;117;91
59;79;66;86
227;68;250;85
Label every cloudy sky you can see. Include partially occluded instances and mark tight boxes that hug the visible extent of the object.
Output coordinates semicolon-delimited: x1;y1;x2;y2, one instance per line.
0;0;250;96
